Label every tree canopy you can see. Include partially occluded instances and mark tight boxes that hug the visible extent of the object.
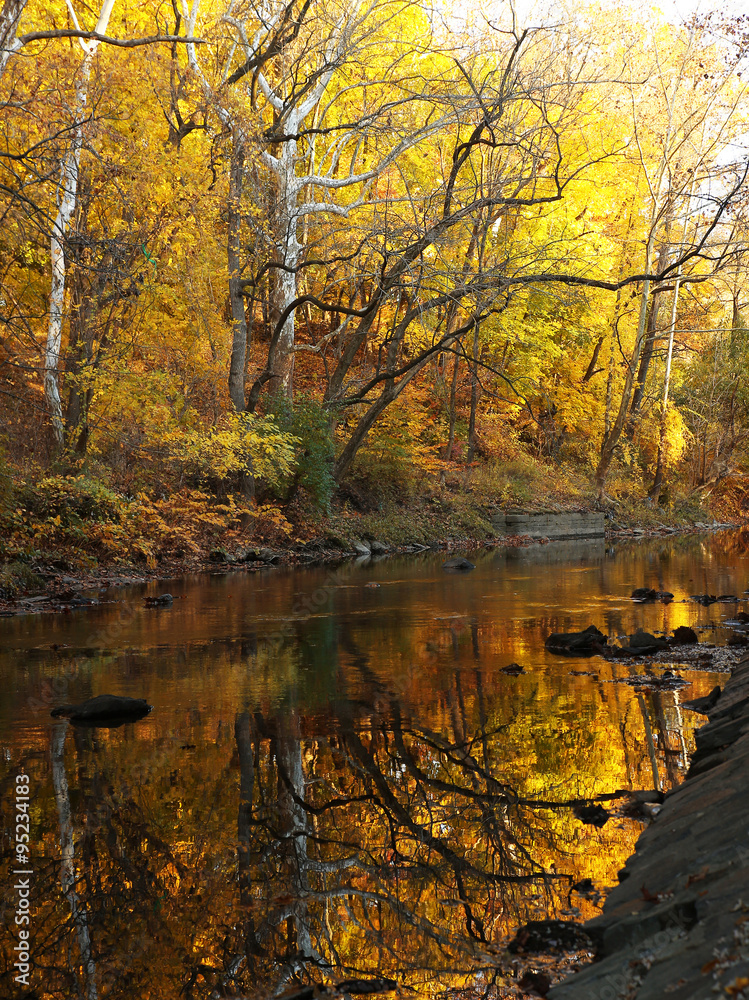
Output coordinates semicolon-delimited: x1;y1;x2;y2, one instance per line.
1;0;749;544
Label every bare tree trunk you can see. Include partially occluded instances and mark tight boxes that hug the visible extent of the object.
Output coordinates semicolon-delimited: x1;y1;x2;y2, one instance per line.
627;295;659;434
0;0;26;77
45;0;117;452
594;225;658;492
467;322;480;461
650;179;695;499
228;136;248;411
628;219;673;437
445;352;459;461
650;274;682;498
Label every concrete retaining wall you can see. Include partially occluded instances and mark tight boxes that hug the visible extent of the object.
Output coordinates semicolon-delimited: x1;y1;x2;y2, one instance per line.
492;511;605;539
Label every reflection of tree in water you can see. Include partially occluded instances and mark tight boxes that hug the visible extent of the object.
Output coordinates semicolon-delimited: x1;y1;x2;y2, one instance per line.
13;621;693;1000
220;697;567;998
22;673;585;999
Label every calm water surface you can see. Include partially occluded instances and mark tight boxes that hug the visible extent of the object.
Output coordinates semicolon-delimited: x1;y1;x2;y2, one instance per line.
2;531;748;998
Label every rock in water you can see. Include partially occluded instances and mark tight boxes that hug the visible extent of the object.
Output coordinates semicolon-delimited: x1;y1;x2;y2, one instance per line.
501;663;525;675
574;802;610;827
545;625;607;655
631;587;657;601
144;593;173;607
51;695;152;724
690;594;717;606
671;625;698;645
628;628;669;653
442;557;475;572
508;919;593;954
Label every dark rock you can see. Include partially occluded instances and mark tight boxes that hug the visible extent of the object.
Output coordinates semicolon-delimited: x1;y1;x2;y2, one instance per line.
258;548;281;564
682;684;722;714
736;611;749;623
631;587;657;601
574;802;610;827
234;546;259;562
68;595;99;607
501;663;525;675
50;695;152;725
209;549;228;563
670;625;698;645
601;628;669;657
369;541;389;554
629;628;668;651
442;557;475;572
517;970;552;996
508;920;593;954
353;542;371;557
727;631;749;646
545;625;607;656
144;593;173;607
690;594;717;605
571;878;596;895
630;587;672;602
627;789;665;804
717;594;739;602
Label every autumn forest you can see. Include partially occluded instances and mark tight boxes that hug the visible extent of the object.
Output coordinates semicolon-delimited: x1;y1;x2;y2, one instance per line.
2;0;749;564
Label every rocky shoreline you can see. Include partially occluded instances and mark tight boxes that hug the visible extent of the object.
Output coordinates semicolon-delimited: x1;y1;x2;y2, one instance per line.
546;653;749;1000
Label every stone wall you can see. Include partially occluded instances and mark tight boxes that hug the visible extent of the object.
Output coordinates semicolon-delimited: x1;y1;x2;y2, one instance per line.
492;511;605;539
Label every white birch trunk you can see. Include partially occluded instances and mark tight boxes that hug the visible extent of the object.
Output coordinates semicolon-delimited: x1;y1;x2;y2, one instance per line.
0;0;27;77
268;129;303;397
45;0;116;449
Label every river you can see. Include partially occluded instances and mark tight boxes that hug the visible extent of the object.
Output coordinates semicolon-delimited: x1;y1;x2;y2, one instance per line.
2;530;748;998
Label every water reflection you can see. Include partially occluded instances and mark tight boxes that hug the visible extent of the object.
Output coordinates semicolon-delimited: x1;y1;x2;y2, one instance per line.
2;531;747;996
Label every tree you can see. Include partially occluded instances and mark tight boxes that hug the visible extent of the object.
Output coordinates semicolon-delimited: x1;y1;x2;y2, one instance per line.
593;22;749;494
181;0;488;408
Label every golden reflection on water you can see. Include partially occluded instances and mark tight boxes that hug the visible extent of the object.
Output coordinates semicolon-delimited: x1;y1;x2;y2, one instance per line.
1;532;747;998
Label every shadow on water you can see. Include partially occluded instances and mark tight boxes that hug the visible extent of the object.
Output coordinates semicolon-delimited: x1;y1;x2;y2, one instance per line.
2;531;748;996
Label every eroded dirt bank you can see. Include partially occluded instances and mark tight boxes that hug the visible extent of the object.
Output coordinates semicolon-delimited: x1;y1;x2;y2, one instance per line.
549;655;749;1000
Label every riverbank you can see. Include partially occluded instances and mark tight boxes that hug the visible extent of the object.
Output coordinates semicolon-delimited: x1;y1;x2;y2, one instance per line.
3;449;747;611
1;511;745;616
547;653;749;1000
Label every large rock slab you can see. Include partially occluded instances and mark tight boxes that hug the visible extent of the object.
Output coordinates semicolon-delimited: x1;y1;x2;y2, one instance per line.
549;655;749;1000
492;511;605;539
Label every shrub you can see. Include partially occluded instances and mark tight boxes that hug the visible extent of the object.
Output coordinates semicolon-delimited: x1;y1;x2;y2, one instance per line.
0;561;44;598
264;394;336;513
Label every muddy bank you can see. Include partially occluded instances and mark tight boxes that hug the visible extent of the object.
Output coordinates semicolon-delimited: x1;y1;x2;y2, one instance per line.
548;654;749;1000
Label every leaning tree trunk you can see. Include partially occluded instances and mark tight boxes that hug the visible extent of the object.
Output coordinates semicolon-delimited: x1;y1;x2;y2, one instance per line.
627;213;673;438
594;220;659;493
